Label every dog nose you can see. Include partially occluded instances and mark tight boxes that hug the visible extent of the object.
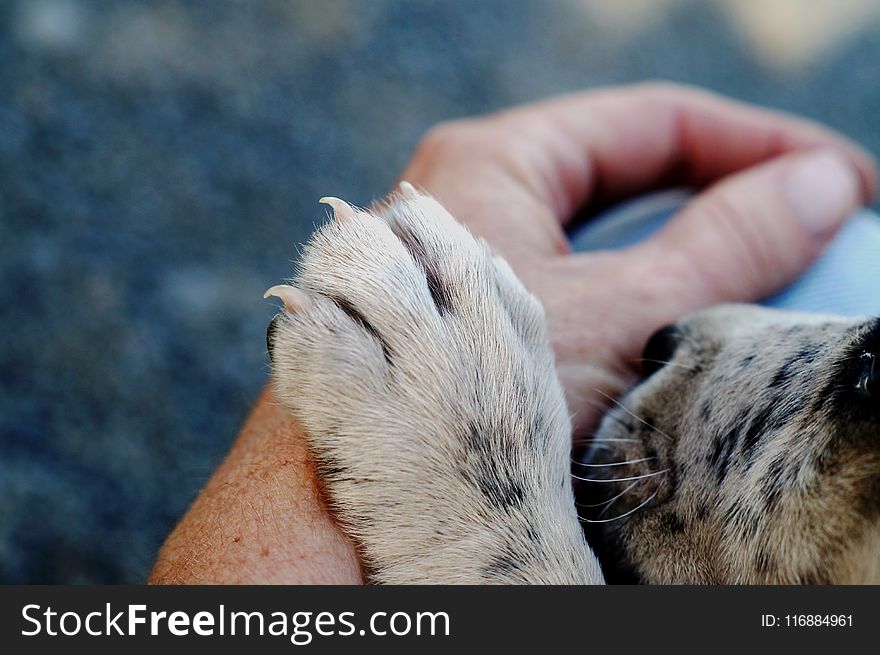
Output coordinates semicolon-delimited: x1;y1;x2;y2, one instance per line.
641;324;683;377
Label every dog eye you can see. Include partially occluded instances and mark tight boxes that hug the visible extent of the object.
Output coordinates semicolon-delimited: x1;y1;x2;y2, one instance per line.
855;352;877;397
642;325;683;377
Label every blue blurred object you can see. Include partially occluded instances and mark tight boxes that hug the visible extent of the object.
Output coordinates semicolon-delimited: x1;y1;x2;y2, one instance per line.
570;191;880;317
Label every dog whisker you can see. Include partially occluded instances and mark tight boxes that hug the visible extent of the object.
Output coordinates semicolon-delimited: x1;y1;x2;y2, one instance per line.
580;437;642;443
630;357;695;371
580;486;661;524
576;478;642;509
571;468;668;483
570;436;642;447
572;456;656;468
593;388;674;443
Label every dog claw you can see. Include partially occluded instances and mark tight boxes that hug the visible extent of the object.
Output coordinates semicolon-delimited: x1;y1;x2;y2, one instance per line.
319;196;357;222
263;285;309;312
398;180;417;195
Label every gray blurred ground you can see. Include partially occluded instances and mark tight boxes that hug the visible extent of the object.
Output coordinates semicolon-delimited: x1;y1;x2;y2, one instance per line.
1;0;878;583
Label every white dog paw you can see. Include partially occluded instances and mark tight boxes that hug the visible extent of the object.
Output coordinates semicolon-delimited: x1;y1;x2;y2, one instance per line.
266;187;601;584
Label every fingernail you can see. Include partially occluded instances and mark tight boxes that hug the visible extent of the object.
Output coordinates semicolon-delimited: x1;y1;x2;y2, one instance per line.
785;151;859;237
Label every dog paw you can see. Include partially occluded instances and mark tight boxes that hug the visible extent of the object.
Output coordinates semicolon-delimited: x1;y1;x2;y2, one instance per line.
266;185;600;584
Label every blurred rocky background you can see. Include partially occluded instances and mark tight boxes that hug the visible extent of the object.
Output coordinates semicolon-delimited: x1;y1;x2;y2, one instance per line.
1;0;879;582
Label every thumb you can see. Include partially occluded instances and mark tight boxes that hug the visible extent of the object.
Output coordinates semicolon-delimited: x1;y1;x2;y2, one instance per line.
635;148;867;310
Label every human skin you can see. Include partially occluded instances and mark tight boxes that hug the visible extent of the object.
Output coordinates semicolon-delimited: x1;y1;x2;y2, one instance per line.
149;82;876;584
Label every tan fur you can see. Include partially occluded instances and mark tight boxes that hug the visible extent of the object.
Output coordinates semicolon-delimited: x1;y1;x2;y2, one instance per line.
585;305;880;583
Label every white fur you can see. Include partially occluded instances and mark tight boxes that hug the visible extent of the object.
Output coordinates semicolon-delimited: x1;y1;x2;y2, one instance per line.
269;188;603;584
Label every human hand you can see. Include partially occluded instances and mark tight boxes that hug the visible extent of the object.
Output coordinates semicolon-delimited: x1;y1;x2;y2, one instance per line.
400;82;876;432
150;82;875;584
